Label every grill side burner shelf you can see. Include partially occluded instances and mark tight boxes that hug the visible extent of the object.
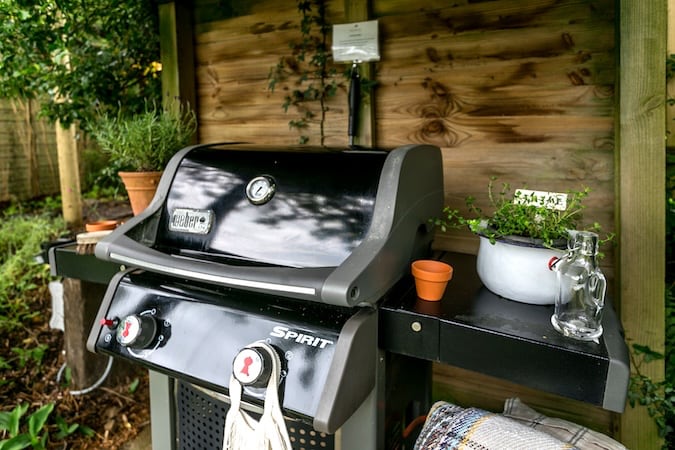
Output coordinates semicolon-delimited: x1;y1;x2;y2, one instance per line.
380;252;630;413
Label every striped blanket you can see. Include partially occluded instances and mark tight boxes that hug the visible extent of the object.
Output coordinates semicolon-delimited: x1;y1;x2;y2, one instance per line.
414;401;577;450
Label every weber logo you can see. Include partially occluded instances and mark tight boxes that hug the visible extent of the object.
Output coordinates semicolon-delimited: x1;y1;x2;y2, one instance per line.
169;208;213;234
270;326;334;349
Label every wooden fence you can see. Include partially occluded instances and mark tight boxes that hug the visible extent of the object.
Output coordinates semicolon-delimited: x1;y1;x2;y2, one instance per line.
163;0;666;446
0;99;59;203
191;0;620;435
193;0;616;269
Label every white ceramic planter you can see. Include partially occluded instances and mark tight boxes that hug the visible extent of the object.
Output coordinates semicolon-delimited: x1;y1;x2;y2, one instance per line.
476;235;564;305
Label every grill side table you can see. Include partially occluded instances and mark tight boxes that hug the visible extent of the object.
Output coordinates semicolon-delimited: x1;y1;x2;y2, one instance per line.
379;252;629;413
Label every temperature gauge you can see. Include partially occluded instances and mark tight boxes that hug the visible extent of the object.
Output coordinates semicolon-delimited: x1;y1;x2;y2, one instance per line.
245;175;276;205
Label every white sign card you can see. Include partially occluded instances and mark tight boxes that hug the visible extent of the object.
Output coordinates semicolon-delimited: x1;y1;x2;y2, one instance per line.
514;189;568;211
332;20;380;63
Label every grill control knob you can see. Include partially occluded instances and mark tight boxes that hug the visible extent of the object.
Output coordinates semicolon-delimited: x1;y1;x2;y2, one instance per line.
116;314;157;349
232;347;273;387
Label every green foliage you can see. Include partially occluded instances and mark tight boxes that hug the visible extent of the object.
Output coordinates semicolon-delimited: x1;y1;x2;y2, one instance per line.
0;403;92;450
666;54;675;82
81;148;127;196
0;0;161;130
667;284;674;382
10;345;47;370
0;212;66;334
268;0;340;145
128;378;140;394
90;101;197;172
0;205;91;448
628;344;675;447
0;403;52;450
667;152;675;278
53;416;94;440
433;178;609;249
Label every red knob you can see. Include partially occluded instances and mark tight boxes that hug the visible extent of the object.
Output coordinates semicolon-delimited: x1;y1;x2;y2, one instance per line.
100;318;116;328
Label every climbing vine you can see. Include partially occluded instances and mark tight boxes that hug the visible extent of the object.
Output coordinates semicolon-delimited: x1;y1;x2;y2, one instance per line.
268;0;340;145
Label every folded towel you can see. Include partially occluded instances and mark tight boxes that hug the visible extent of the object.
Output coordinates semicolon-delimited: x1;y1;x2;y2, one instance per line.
415;401;576;450
503;398;626;450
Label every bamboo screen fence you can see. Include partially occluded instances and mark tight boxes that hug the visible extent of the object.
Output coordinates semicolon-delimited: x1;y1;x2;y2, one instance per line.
0;100;59;203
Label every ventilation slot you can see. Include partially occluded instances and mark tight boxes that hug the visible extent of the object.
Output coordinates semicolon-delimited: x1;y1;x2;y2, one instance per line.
176;381;334;450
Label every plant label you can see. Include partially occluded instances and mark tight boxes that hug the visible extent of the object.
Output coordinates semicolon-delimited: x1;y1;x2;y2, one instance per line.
332;20;380;63
514;189;568;211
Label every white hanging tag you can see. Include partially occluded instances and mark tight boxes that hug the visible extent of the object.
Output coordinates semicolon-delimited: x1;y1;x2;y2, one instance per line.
332;20;380;63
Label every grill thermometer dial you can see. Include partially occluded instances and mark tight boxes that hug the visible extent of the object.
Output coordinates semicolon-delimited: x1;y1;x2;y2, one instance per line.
245;175;276;205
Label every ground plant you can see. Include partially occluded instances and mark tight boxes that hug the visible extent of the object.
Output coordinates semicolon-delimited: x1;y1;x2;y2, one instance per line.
0;200;149;449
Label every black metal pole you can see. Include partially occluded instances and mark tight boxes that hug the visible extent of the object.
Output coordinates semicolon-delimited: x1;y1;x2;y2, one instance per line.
348;63;360;147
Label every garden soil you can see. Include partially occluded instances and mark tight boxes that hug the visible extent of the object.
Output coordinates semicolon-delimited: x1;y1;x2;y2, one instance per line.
0;199;150;449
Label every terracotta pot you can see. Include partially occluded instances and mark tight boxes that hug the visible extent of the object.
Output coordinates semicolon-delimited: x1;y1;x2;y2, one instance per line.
411;260;453;301
118;171;163;215
85;220;118;232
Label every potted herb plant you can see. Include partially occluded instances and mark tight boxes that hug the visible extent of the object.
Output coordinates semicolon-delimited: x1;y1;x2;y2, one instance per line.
91;101;197;215
434;178;611;304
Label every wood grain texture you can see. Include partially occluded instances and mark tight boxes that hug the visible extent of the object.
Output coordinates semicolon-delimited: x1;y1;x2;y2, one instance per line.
192;0;626;441
617;1;666;448
194;0;349;146
371;0;616;270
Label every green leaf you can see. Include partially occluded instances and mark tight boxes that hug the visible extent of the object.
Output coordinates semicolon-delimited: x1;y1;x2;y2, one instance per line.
27;404;53;439
0;404;28;436
632;344;665;362
0;434;31;450
128;378;140;393
78;425;95;437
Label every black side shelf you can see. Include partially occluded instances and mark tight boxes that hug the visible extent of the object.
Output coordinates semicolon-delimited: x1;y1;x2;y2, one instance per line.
379;252;629;413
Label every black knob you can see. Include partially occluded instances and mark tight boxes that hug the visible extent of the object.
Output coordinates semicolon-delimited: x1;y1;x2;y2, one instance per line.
116;314;157;349
232;346;273;388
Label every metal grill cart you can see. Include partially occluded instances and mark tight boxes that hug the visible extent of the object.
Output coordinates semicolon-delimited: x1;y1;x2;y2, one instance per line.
85;143;444;450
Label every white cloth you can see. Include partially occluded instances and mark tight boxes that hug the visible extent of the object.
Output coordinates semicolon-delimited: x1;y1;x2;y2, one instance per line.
222;342;292;450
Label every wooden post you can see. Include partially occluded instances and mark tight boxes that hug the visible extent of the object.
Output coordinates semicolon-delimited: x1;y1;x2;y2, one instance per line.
23;101;38;197
62;279;110;389
618;1;666;448
158;1;196;116
55;120;82;229
667;0;675;150
62;278;140;389
344;0;375;147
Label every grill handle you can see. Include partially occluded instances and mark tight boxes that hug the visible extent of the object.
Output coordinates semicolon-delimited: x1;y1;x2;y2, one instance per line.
95;233;329;301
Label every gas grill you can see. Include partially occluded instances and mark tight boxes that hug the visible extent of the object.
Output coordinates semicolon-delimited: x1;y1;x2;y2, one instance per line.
87;143;443;450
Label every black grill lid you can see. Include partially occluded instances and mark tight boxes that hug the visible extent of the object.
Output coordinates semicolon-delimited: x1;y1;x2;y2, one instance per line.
156;147;386;268
95;143;443;307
